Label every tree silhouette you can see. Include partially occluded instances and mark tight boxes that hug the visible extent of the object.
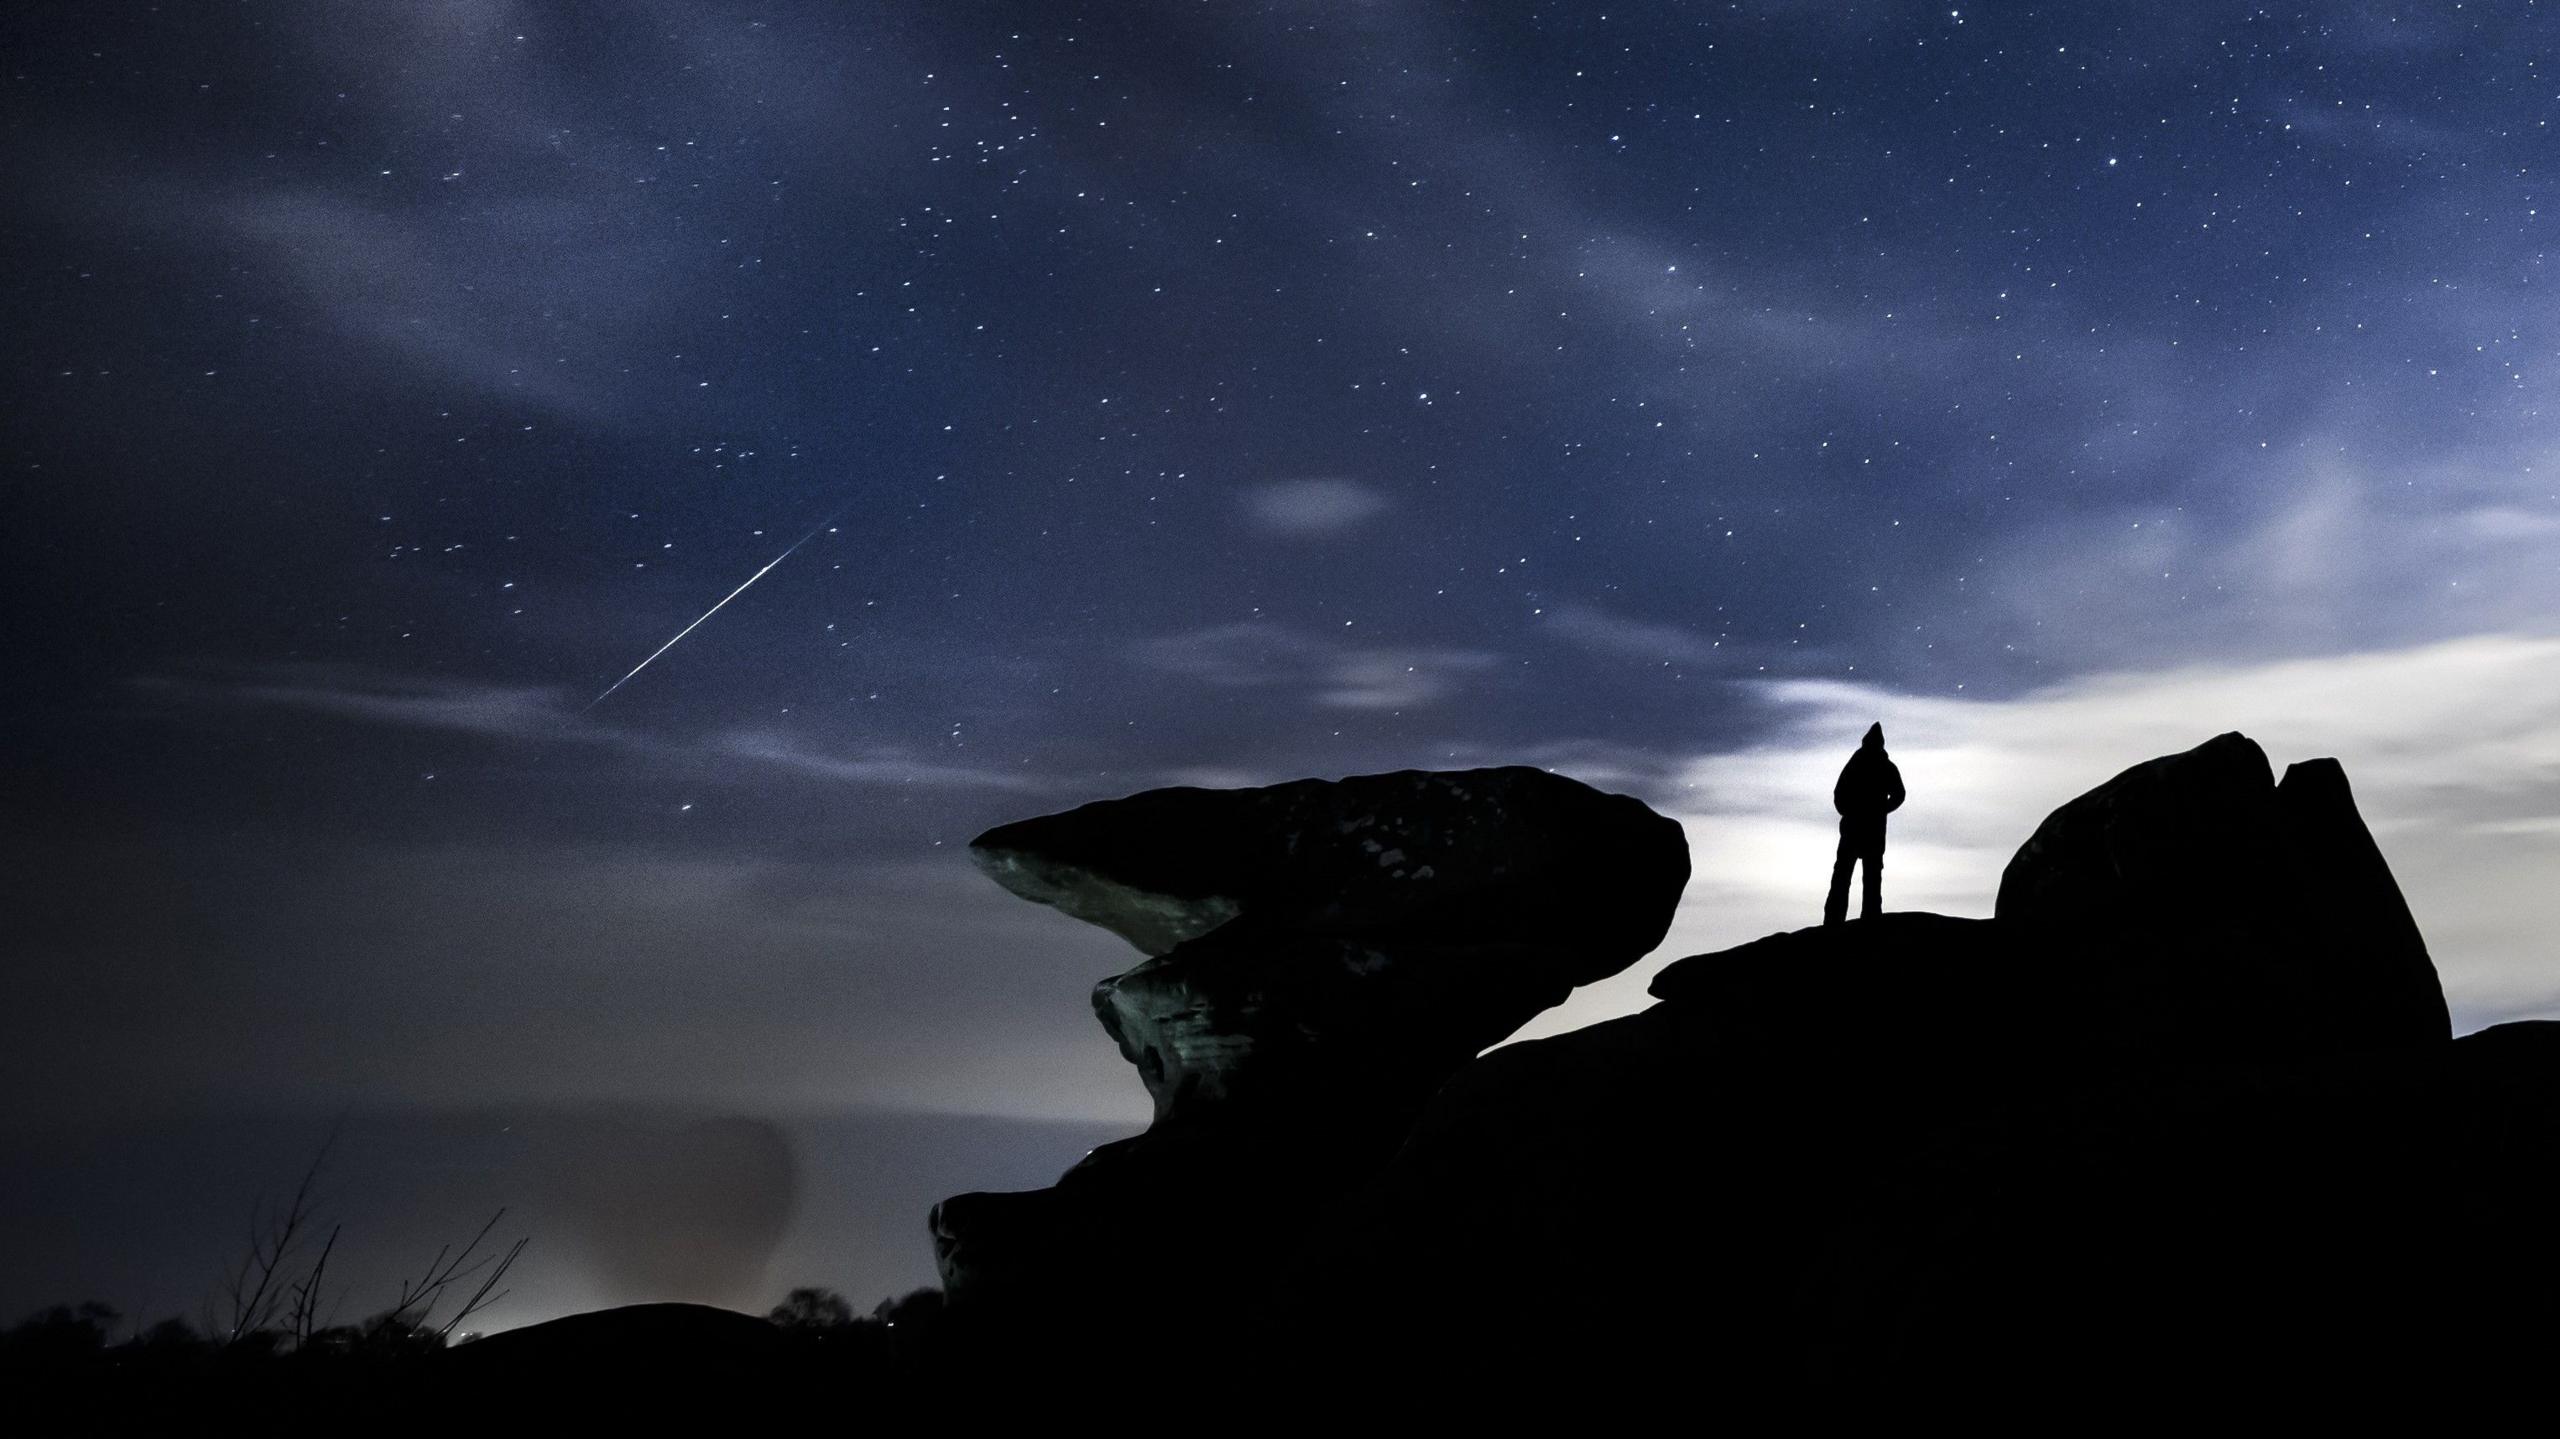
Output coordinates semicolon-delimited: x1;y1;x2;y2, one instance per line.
768;1287;856;1330
871;1288;944;1330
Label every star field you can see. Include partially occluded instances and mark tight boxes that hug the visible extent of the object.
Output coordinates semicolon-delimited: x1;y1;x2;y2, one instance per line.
7;3;2560;1317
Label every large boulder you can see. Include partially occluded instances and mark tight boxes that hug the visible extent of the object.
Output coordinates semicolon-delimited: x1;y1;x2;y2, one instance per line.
1996;731;2449;1052
970;765;1687;961
973;766;1689;1118
1996;730;2277;926
934;766;1690;1321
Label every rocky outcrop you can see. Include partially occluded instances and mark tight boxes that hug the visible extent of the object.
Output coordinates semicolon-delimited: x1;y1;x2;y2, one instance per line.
2275;756;2455;1044
1997;730;2277;922
933;766;1690;1322
920;734;2553;1405
1996;731;2449;1053
971;766;1687;960
1281;735;2538;1407
972;766;1688;1118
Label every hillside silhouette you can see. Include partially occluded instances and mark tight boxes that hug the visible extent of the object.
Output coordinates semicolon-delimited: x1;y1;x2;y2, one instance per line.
11;732;2557;1419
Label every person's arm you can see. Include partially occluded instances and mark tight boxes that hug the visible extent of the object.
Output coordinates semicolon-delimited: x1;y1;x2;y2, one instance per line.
1882;760;1906;813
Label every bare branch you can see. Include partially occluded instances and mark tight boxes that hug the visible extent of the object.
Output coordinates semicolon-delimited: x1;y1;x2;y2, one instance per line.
288;1223;340;1348
441;1235;529;1340
218;1127;338;1345
385;1209;516;1334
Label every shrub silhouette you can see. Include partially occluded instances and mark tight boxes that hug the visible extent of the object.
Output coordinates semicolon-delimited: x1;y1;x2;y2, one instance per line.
1;1303;121;1369
0;1133;535;1402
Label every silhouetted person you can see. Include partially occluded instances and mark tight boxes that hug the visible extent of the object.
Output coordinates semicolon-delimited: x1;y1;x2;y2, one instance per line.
1825;722;1905;924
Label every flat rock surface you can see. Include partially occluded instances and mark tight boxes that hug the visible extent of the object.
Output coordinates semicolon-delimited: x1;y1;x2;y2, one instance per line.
970;765;1689;972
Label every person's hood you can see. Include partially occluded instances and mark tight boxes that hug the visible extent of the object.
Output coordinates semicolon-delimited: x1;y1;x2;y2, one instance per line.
1862;722;1885;749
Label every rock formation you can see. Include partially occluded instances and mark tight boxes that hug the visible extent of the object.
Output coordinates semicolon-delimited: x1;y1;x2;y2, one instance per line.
1995;731;2450;1053
914;731;2559;1406
933;766;1690;1321
1284;733;2550;1408
2274;755;2456;1044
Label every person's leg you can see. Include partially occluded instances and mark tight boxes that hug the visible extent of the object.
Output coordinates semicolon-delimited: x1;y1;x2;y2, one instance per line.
1824;826;1855;925
1861;839;1884;920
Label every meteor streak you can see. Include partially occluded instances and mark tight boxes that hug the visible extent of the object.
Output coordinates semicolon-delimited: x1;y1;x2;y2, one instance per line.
585;511;841;711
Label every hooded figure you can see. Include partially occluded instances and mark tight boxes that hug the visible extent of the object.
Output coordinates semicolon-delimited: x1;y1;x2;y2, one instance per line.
1825;721;1905;924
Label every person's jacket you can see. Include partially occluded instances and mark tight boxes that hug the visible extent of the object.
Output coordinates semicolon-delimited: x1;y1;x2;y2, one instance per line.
1833;746;1906;821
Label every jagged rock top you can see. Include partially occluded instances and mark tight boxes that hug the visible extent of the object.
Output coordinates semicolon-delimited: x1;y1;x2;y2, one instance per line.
1644;734;2447;1060
1996;731;2448;1049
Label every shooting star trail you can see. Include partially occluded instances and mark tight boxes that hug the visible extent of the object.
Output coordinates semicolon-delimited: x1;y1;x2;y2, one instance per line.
585;511;842;711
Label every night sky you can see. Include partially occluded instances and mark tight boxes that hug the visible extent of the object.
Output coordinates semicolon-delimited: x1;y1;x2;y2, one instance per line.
8;2;2560;1327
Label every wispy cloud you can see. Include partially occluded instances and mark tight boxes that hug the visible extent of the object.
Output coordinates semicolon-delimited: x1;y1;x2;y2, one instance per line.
1542;603;1727;667
1131;621;1502;711
140;665;1051;794
1240;478;1393;537
716;730;1053;794
1516;631;2560;1045
1967;447;2560;673
226;671;586;740
34;1;909;422
218;187;641;418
